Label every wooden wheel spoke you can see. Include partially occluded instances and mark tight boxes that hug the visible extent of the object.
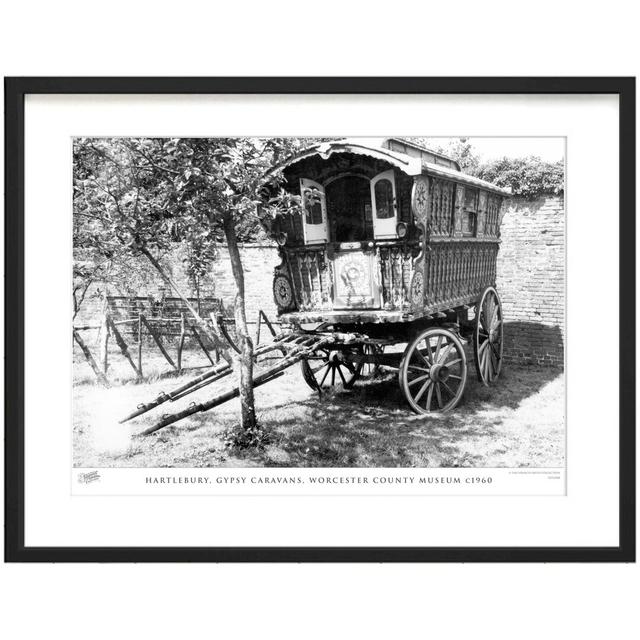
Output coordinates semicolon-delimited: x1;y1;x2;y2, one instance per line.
416;345;431;366
319;364;331;387
414;378;432;403
490;350;497;380
435;383;443;409
408;364;430;373
441;380;456;397
490;349;498;374
342;360;356;374
446;357;462;367
408;373;430;387
437;343;454;365
312;360;329;373
483;349;491;380
330;365;336;386
310;361;328;374
480;306;489;333
336;364;348;386
487;300;497;329
434;336;443;362
425;382;435;410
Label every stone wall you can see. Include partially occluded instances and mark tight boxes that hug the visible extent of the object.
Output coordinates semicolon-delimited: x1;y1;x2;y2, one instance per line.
75;195;565;367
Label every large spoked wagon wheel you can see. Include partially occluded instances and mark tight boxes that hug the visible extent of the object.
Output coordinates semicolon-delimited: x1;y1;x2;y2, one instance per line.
474;286;504;386
399;328;467;414
301;347;358;391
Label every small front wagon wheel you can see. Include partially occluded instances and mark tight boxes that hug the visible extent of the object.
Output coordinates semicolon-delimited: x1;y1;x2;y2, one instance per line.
474;286;504;385
301;348;358;391
344;343;382;389
399;327;467;414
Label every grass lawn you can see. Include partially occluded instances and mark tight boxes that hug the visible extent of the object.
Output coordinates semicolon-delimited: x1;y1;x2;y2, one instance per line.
73;344;565;469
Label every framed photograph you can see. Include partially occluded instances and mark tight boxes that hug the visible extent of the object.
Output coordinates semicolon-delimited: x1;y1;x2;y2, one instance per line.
4;77;635;562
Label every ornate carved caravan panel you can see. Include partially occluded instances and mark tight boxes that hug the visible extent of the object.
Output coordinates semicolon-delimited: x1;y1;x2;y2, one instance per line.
485;194;501;238
453;184;466;237
477;191;488;236
428;177;455;237
411;175;429;230
421;241;499;314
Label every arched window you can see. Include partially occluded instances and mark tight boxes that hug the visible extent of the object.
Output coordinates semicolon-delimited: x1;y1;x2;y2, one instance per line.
303;186;324;225
370;169;398;239
374;179;395;219
299;178;327;244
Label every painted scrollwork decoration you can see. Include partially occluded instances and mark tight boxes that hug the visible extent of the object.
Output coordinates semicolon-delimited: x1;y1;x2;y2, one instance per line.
273;274;295;311
411;176;429;225
410;270;424;308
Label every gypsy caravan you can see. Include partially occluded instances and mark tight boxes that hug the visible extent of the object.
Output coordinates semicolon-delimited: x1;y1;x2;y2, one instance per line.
268;138;510;413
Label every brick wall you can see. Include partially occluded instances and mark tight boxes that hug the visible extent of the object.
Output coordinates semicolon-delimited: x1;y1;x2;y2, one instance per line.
496;195;565;367
75;195;565;367
74;243;280;327
209;244;280;321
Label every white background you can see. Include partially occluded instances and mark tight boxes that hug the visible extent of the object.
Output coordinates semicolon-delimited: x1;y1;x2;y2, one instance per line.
1;2;638;639
24;94;611;548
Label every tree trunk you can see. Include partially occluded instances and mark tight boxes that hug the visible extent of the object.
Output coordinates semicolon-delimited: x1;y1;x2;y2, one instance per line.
72;279;92;320
222;213;257;431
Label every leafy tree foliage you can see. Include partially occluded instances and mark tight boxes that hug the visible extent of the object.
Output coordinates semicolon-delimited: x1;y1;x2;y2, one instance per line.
73;137;301;277
73;137;302;436
439;138;481;174
476;156;564;198
420;138;564;198
408;137;481;174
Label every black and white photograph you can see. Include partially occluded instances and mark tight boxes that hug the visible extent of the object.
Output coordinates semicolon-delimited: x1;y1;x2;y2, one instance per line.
72;135;566;472
6;75;632;564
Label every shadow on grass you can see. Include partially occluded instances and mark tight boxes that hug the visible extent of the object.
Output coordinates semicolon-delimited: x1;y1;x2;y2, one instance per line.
74;345;564;468
228;357;564;468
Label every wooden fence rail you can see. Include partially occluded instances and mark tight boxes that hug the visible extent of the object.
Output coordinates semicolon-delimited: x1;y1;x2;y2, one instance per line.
73;309;281;386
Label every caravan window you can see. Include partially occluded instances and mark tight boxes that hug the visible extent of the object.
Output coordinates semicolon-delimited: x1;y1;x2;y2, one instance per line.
303;187;324;225
300;178;328;244
463;187;478;236
374;179;394;219
371;170;398;238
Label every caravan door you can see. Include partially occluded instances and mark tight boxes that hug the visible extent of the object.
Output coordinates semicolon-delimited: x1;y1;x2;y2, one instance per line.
300;178;328;244
370;170;398;239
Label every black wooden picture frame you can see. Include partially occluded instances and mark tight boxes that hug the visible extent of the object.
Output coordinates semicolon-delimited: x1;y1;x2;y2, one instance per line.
4;77;635;562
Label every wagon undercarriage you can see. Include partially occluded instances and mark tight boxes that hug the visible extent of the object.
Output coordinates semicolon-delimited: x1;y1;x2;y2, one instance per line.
121;287;503;435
